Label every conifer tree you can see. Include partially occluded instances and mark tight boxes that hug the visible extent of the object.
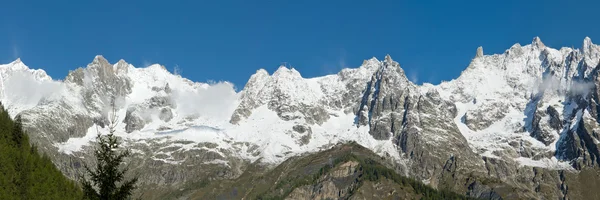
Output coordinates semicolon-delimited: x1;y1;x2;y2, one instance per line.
80;99;138;200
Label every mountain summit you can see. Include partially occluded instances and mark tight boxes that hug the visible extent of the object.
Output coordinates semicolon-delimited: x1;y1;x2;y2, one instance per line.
1;37;600;199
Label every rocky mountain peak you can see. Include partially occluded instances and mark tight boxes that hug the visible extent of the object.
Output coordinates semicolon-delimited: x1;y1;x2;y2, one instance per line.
583;36;593;50
357;57;381;73
384;54;393;63
2;58;28;71
476;46;484;58
239;69;269;91
146;64;168;72
92;55;110;65
64;56;133;111
115;59;129;74
272;65;302;79
582;37;600;68
242;69;269;89
380;55;409;82
0;58;51;83
12;58;22;64
253;68;270;78
88;55;117;77
532;36;545;49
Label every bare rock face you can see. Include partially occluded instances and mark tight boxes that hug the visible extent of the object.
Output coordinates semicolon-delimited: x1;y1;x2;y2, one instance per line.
356;55;413;140
124;107;146;133
287;161;360;200
476;46;484;58
122;95;176;132
230;69;270;124
284;124;315;146
546;106;563;130
553;62;600;170
159;108;173;122
397;91;485;185
147;96;173;109
463;100;509;131
556;109;600;169
530;102;560;146
230;61;379;126
20;55;134;144
65;56;132;108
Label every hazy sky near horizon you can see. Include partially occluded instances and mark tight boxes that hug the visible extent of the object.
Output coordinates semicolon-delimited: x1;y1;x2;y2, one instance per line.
2;0;599;89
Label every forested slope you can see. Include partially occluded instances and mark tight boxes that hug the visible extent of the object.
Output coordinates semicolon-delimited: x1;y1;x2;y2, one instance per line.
0;102;82;200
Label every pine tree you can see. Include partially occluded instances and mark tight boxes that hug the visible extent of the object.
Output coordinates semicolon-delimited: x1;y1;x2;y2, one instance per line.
12;115;25;147
80;99;138;200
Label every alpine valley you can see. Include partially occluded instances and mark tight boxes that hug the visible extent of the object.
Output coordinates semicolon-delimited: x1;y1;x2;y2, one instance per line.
2;37;600;199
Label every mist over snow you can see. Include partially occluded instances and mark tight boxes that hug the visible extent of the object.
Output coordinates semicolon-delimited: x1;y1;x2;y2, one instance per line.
171;81;239;120
568;80;595;96
534;75;595;96
2;70;65;113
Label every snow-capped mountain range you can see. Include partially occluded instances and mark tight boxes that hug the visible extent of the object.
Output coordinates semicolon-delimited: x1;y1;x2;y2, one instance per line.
1;37;600;198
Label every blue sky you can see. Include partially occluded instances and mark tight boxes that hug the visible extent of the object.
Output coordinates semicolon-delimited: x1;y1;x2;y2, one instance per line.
2;0;599;89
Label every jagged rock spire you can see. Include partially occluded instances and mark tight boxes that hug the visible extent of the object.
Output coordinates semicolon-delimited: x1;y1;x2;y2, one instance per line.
476;46;484;58
93;55;109;63
115;59;129;74
384;54;393;63
532;36;545;49
583;36;593;52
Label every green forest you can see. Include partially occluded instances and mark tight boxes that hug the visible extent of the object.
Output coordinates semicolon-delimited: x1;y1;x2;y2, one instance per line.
0;102;82;200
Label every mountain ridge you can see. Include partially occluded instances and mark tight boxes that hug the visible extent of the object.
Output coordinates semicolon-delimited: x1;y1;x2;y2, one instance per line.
1;37;600;199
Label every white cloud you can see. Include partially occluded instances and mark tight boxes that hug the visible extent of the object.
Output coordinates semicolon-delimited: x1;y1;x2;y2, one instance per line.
409;71;419;84
321;49;347;75
569;80;594;96
338;54;347;69
142;60;152;68
3;71;65;111
173;64;182;76
172;81;239;121
537;76;594;96
11;44;19;59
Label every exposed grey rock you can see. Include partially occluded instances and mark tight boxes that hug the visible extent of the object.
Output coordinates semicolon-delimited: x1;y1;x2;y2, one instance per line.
229;69;270;124
164;83;171;93
553;62;600;169
467;182;503;200
151;83;172;93
292;124;309;134
556;117;600;169
530;103;556;146
292;124;312;146
147;96;173;109
65;55;132;107
356;55;412;140
157;126;171;131
532;36;545;49
464;100;508;131
159;108;173;122
124;107;146;133
547;105;562;130
476;46;484;58
21;104;94;143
